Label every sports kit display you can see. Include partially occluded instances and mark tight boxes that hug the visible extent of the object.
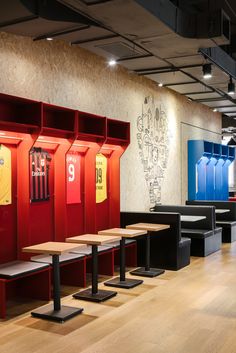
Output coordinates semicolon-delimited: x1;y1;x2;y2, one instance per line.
0;144;12;205
66;152;81;204
96;153;107;203
29;147;51;202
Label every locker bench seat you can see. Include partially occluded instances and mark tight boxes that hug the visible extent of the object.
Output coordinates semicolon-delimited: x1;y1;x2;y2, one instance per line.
31;253;86;288
70;245;115;276
31;252;85;265
0;261;51;319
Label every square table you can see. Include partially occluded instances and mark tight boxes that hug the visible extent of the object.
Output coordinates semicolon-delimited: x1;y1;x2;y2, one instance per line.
22;241;84;323
66;234;120;302
180;215;206;222
98;228;147;289
215;209;230;214
126;223;170;277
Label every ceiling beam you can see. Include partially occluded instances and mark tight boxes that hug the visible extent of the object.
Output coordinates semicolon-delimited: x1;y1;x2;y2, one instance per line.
33;25;90;41
71;34;118;45
0;15;38;28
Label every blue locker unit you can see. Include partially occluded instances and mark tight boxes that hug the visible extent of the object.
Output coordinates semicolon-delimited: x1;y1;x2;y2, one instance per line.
214;144;224;200
188;140;235;201
206;155;218;200
221;145;229;200
222;146;235;200
188;140;212;200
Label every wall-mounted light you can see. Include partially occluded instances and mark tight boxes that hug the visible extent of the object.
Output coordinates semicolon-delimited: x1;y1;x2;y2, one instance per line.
108;59;117;67
213;108;218;112
228;77;235;95
46;37;53;41
202;63;212;79
158;83;163;87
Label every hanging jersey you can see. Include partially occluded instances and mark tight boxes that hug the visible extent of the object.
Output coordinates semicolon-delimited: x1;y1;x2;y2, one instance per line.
96;153;107;203
0;145;12;205
30;147;51;202
66;153;81;204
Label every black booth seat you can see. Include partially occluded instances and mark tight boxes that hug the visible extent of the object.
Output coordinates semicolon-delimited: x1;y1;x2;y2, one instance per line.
153;205;222;257
186;201;236;243
120;211;191;271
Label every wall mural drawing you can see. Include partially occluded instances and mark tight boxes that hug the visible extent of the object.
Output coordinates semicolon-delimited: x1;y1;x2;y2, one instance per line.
137;96;170;206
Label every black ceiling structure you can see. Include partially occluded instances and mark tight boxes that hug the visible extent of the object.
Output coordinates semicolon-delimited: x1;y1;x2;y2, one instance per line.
1;0;236;135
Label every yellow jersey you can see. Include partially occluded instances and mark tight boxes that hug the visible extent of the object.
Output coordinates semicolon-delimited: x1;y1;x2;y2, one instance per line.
96;153;107;203
0;145;12;205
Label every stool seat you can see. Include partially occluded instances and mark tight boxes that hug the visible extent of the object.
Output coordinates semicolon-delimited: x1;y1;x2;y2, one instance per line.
0;260;49;279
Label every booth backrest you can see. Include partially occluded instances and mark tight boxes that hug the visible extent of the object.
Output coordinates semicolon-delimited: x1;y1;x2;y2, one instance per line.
186;200;236;222
153;205;215;230
120;211;181;244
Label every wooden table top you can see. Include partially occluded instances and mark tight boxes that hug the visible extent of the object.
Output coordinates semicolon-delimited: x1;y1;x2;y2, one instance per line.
22;241;83;255
215;209;230;214
181;215;206;222
126;223;170;232
98;228;147;238
66;234;120;246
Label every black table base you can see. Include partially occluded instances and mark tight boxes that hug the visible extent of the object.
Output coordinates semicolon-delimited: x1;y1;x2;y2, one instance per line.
73;289;117;302
73;245;117;303
104;237;143;289
130;267;165;278
31;254;83;323
104;277;143;289
130;231;165;278
31;304;83;323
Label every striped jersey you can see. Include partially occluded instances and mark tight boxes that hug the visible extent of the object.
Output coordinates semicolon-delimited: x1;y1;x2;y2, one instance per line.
30;147;51;202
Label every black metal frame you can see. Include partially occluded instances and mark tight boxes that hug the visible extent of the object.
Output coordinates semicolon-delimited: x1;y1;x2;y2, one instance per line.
130;231;165;278
31;254;83;323
73;245;117;302
104;238;143;289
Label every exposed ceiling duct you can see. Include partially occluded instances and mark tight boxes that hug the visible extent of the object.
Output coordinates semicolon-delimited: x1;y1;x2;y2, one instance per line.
135;0;230;44
20;0;98;26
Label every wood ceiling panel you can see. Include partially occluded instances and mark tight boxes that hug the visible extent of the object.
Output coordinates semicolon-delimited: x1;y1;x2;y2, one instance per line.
167;82;209;94
146;71;194;85
119;56;168;70
187;92;222;100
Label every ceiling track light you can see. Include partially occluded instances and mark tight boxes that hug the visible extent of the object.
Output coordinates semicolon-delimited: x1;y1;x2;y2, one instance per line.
202;63;212;79
228;77;235;95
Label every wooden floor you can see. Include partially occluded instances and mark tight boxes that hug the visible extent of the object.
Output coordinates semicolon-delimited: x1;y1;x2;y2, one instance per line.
2;243;236;353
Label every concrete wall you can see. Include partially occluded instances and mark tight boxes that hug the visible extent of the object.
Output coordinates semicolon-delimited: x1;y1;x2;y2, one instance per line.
0;32;222;211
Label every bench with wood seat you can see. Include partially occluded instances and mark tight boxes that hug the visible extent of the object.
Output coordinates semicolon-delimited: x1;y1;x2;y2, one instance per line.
154;205;222;257
0;261;51;319
186;200;236;243
31;252;86;287
101;239;137;268
70;245;115;277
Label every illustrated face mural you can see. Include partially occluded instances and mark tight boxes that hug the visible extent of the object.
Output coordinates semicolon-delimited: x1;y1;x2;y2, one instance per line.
137;96;170;206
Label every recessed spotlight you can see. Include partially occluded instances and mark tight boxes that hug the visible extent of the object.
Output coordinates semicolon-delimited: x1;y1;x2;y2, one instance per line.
46;37;53;41
202;63;212;79
108;59;117;67
228;77;235;95
158;83;163;87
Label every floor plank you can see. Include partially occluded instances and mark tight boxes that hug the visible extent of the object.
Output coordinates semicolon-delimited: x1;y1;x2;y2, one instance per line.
1;243;236;353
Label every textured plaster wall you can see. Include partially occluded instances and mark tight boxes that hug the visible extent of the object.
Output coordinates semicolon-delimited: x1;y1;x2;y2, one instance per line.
0;32;221;211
